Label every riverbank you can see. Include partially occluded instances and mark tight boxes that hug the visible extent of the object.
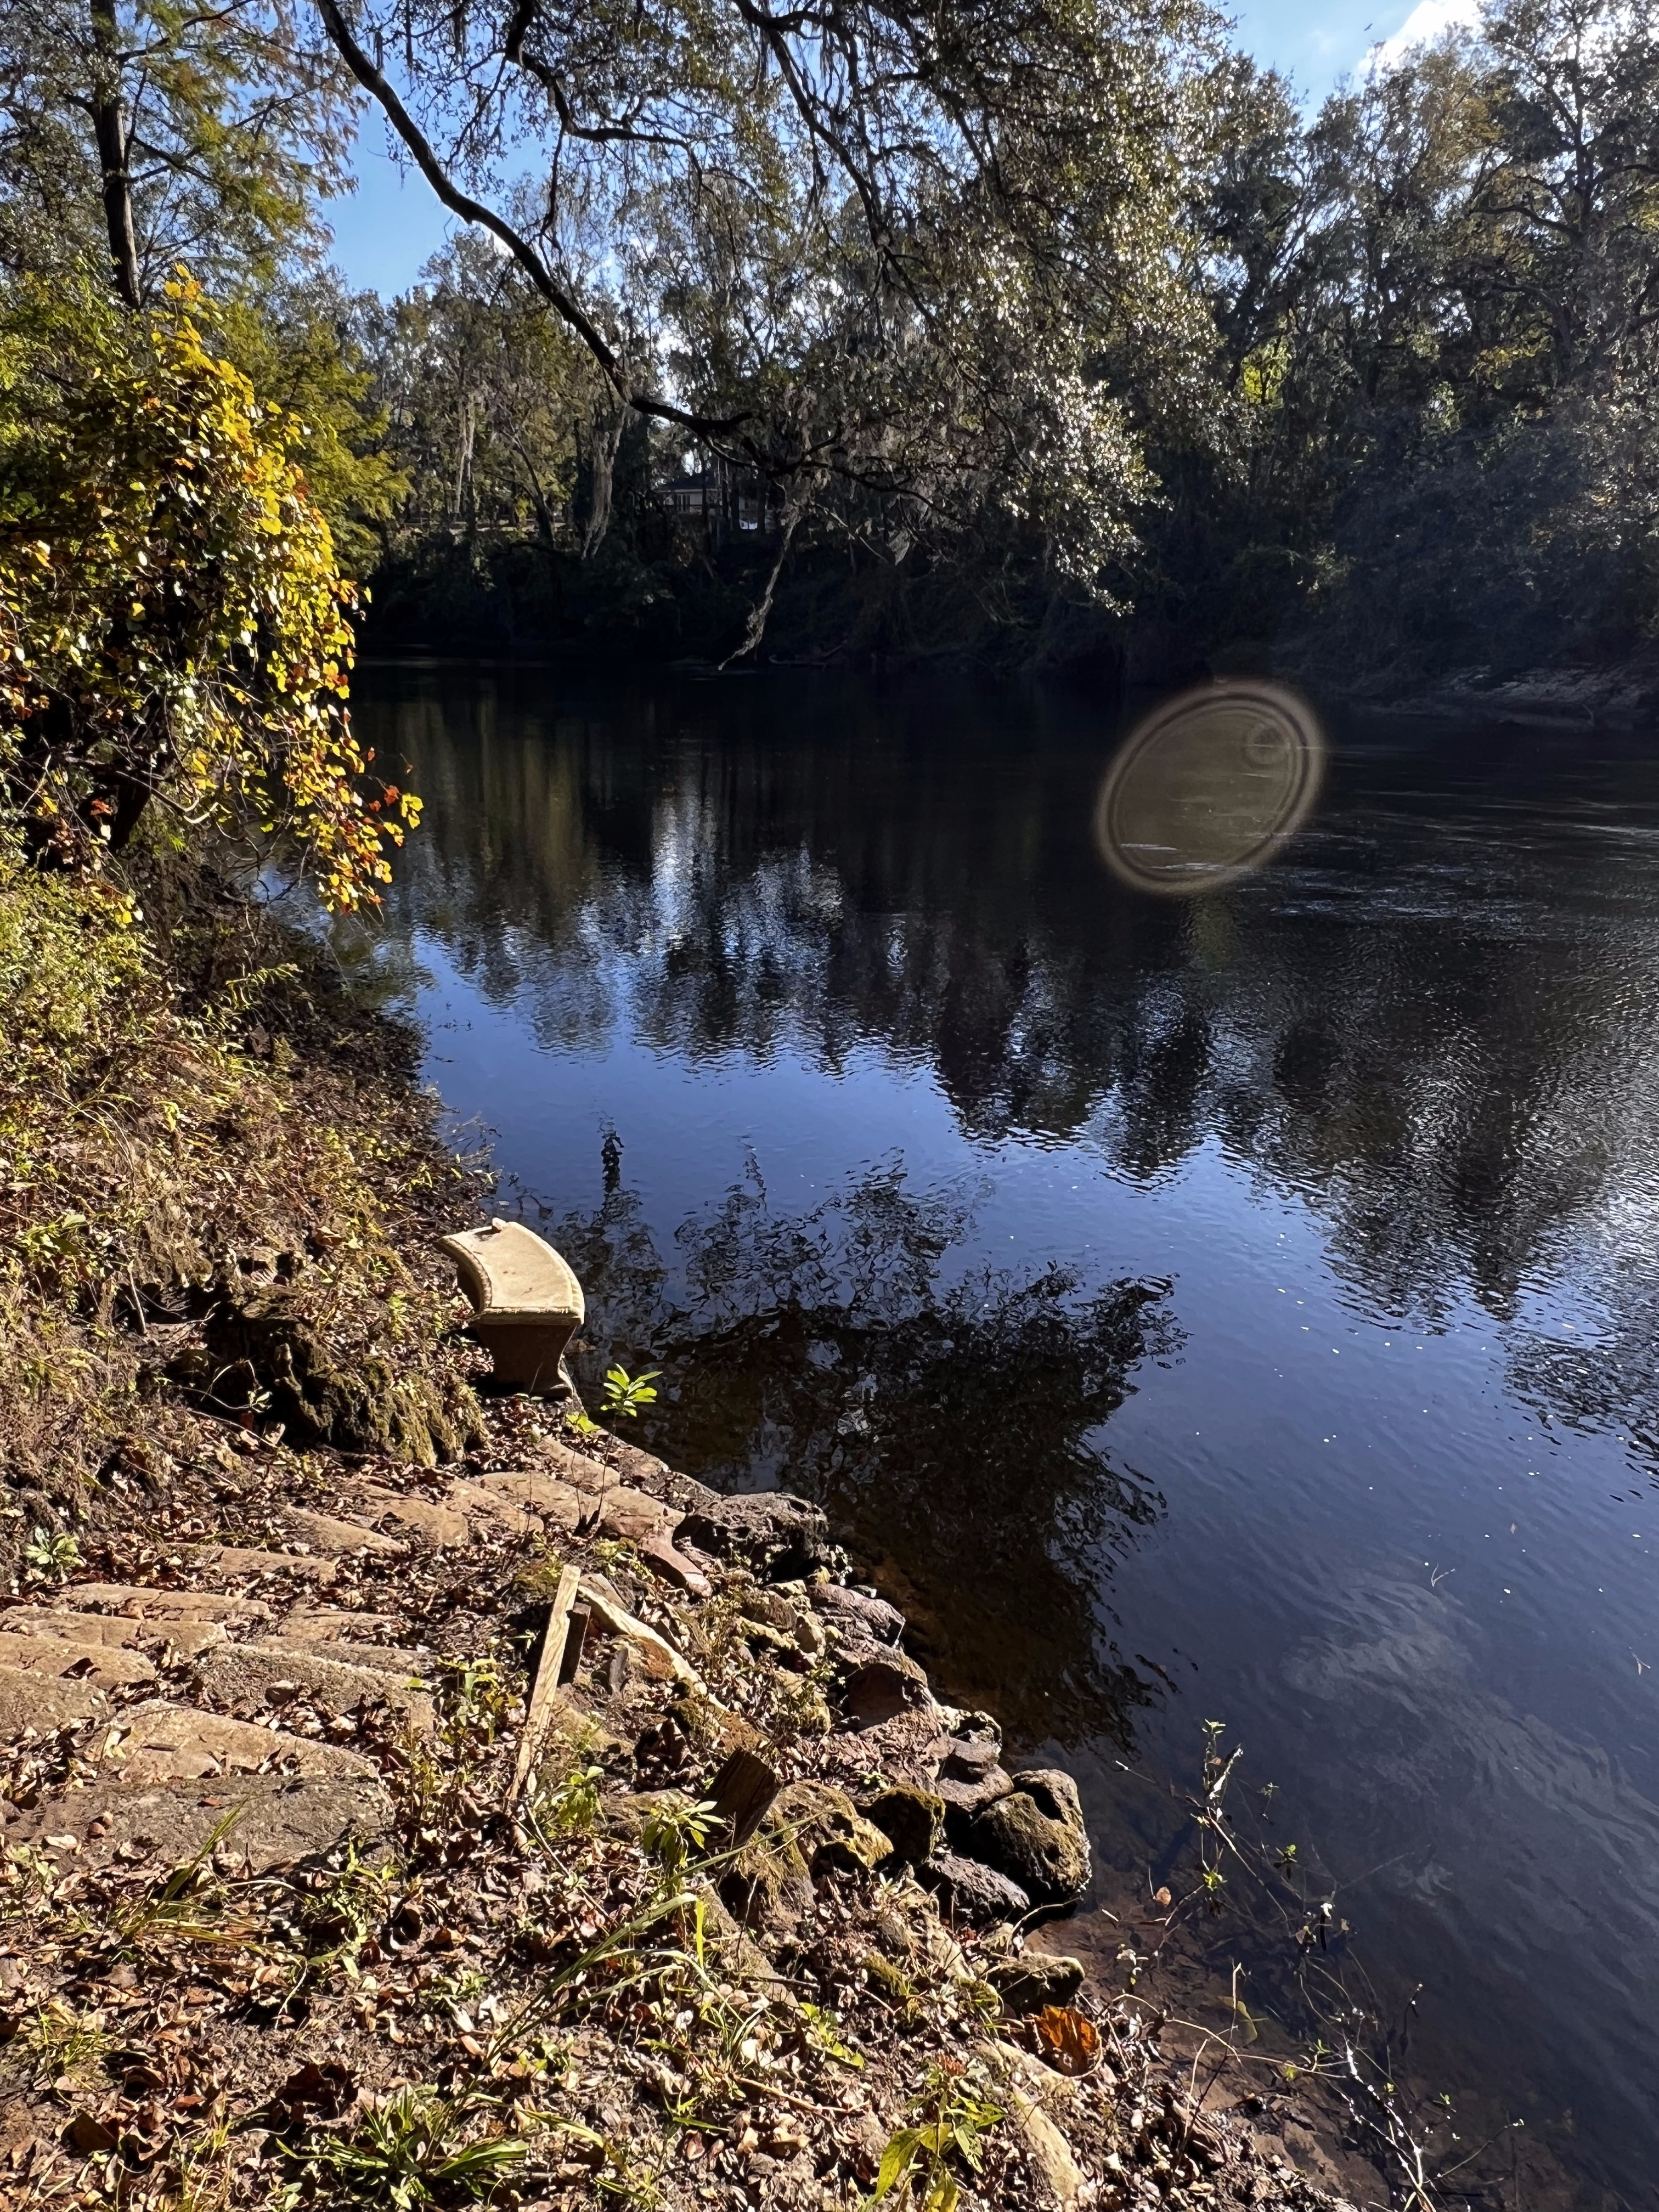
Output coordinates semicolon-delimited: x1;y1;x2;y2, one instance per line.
0;860;1363;2211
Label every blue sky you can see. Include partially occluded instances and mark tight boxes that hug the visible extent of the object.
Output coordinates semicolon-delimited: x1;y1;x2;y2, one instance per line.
324;0;1472;297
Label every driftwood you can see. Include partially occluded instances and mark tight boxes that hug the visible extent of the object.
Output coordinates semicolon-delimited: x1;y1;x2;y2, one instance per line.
511;1564;582;1801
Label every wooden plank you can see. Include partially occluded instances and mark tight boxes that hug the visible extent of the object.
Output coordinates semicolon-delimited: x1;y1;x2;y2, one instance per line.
710;1746;781;1849
511;1564;582;1802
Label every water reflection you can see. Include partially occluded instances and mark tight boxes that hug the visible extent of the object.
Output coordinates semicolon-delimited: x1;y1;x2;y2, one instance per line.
1094;680;1326;894
353;663;1659;2207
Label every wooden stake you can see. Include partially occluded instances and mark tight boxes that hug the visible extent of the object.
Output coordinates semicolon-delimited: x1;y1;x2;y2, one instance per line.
710;1746;780;1849
512;1564;582;1802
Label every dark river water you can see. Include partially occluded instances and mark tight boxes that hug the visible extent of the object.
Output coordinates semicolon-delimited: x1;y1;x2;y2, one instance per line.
352;662;1659;2208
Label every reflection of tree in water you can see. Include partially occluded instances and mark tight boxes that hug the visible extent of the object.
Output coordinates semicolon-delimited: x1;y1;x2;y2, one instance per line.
361;664;1659;1444
537;1159;1175;1751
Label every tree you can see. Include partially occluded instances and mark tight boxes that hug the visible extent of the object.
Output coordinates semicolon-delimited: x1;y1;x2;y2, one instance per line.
311;0;1229;602
0;275;419;910
0;0;354;306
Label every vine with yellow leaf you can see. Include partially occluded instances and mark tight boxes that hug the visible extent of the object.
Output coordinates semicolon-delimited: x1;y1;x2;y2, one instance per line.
0;272;418;914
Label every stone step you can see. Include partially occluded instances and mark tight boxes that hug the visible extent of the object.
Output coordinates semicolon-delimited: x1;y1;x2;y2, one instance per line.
442;1474;539;1537
283;1508;407;1556
94;1699;376;1784
0;1663;108;1736
250;1635;435;1683
278;1607;406;1645
58;1585;274;1626
193;1545;337;1583
473;1469;583;1531
0;1607;227;1658
4;1770;395;1875
193;1643;435;1733
0;1631;156;1692
348;1483;470;1548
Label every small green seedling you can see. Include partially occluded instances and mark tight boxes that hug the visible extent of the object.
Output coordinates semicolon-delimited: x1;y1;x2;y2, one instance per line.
601;1365;661;1419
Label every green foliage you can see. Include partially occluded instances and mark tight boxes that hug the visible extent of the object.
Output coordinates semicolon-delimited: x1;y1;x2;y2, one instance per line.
20;1523;80;1581
537;1762;605;1838
301;2086;527;2210
867;2063;1002;2212
0;273;420;911
639;1795;716;1876
601;1364;661;1419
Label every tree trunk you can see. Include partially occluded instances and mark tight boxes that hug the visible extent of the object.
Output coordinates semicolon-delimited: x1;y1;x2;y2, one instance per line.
89;0;141;308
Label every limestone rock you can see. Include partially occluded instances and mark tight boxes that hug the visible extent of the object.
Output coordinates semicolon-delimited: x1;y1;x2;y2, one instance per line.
0;1663;108;1737
771;1779;894;1876
278;1608;405;1646
967;1769;1091;1907
813;1583;905;1647
675;1491;830;1580
0;1631;155;1693
442;1474;540;1536
989;1951;1086;2013
919;1850;1032;1926
934;1745;1016;1841
194;1643;435;1732
283;1509;407;1556
256;1635;433;1683
598;1488;677;1544
4;1770;394;1875
842;1650;932;1730
57;1585;273;1626
474;1469;584;1530
195;1545;337;1582
864;1784;946;1863
95;1699;377;1784
4;1606;227;1660
638;1532;713;1596
349;1483;470;1548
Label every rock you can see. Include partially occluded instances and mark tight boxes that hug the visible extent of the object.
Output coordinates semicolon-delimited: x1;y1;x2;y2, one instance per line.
442;1475;540;1536
689;1881;795;1995
934;1753;1015;1842
864;1784;946;1862
638;1532;713;1596
919;1850;1032;1926
348;1483;471;1548
195;1545;337;1582
599;1489;677;1544
278;1608;405;1646
812;1583;905;1646
473;1469;584;1530
771;1779;894;1876
967;1770;1091;1907
0;1631;155;1692
1;1607;225;1657
675;1491;830;1580
191;1286;484;1464
284;1508;407;1556
986;2040;1087;2208
94;1700;377;1784
258;1634;433;1682
842;1650;932;1730
194;1644;435;1732
989;1951;1086;2012
4;1770;394;1874
56;1585;273;1625
0;1663;108;1737
579;1583;702;1686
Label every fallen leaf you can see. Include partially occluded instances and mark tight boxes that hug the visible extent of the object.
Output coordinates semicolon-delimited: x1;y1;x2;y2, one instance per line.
1034;2005;1101;2075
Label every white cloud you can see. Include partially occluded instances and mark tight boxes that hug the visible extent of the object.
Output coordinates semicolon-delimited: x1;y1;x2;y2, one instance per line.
1373;0;1482;66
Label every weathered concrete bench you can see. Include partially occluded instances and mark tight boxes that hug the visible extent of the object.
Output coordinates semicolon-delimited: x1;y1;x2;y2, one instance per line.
439;1218;584;1395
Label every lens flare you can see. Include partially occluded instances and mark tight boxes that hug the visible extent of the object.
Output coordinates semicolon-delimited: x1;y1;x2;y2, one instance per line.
1094;680;1326;896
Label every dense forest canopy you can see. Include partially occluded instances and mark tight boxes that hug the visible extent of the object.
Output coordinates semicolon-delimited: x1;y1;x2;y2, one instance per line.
3;0;1659;683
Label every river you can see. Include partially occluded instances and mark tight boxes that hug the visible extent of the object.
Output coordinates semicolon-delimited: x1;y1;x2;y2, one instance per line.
349;660;1659;2208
